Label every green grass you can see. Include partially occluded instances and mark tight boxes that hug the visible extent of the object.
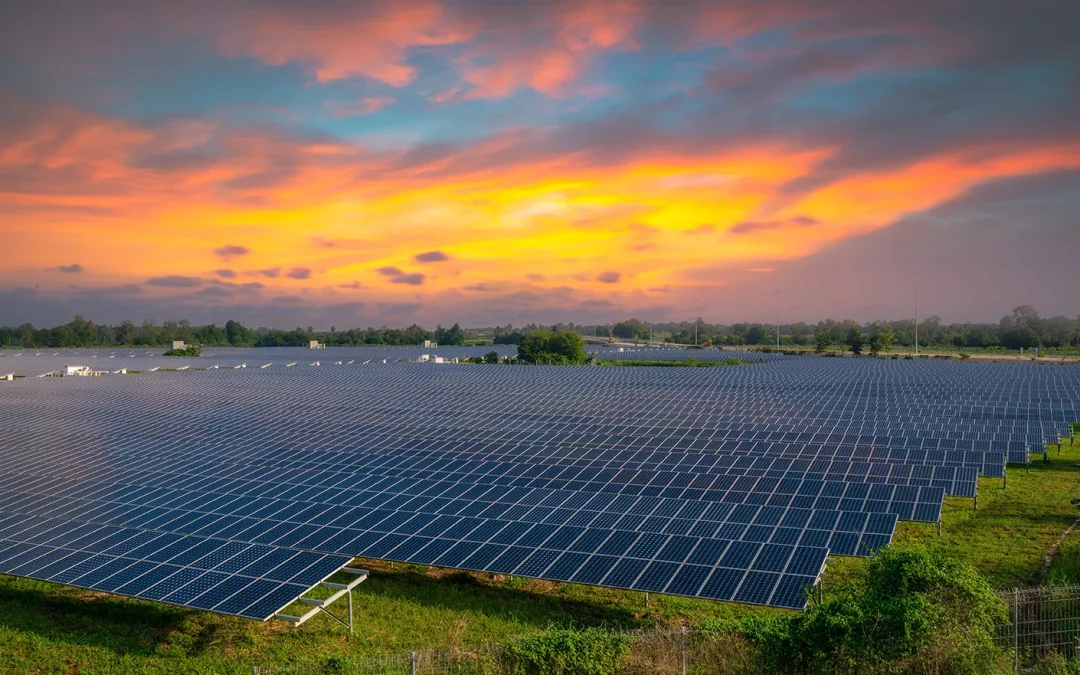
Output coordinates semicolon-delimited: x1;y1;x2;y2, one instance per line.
1;438;1078;672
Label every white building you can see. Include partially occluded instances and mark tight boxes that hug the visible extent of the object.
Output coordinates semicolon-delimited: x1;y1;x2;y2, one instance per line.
171;341;186;350
309;340;326;349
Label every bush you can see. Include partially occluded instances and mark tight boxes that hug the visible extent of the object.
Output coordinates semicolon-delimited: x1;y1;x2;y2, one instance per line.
959;352;971;360
498;628;630;675
737;548;1007;674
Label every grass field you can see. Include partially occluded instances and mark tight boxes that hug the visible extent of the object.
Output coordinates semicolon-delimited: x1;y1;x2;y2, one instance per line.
1;439;1078;674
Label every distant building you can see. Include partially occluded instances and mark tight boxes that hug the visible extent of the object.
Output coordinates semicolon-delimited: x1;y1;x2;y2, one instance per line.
309;340;325;349
423;340;438;348
171;341;186;350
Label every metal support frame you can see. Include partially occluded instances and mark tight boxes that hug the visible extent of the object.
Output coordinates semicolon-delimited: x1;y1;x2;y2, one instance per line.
275;567;368;637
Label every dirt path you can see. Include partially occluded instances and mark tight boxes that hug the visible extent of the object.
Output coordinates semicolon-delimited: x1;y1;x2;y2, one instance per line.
1039;518;1080;583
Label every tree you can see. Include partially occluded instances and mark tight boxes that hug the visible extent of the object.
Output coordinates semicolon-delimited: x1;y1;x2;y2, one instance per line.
846;326;864;355
483;351;500;364
813;329;832;354
435;322;466;346
744;325;767;345
517;329;587;364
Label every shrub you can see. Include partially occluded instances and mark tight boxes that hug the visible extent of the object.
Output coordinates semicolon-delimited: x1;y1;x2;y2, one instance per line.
737;548;1007;674
959;352;971;360
498;629;630;675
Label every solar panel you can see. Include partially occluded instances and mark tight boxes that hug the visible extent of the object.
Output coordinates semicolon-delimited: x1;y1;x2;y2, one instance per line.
0;512;350;620
0;351;1075;614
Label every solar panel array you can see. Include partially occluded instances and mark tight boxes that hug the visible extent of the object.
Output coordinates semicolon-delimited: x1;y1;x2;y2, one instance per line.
0;349;1077;615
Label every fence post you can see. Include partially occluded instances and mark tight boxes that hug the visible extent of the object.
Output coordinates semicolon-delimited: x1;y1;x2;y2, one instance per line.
410;650;417;675
1013;588;1019;673
681;624;687;675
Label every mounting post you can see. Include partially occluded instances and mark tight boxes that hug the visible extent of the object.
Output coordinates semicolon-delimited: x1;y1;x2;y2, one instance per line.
275;567;367;637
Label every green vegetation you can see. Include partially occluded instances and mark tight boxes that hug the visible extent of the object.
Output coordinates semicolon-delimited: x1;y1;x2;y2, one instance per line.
163;346;201;357
499;628;631;675
6;305;1079;356
596;357;748;367
0;317;470;349
517;330;589;365
730;548;1007;674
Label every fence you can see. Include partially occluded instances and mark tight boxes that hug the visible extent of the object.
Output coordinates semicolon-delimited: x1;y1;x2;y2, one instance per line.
998;584;1080;670
255;626;734;675
253;584;1080;675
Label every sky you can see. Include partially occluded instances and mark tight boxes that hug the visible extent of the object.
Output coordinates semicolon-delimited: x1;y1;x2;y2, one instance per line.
1;0;1078;329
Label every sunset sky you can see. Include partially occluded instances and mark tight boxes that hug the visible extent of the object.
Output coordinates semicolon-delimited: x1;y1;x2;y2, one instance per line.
1;1;1078;328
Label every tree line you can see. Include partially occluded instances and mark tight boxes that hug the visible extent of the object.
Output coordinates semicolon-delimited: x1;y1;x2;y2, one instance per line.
0;317;469;349
3;305;1075;352
597;305;1080;351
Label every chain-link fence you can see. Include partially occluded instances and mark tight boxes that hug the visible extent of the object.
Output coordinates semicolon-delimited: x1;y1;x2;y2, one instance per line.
251;584;1080;675
997;584;1080;670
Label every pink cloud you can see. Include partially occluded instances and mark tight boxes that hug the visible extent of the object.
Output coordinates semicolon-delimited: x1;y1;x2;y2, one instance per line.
325;97;396;118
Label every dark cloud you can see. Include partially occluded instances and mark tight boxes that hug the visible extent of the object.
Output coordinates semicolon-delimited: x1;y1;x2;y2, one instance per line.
376;266;404;277
390;273;425;286
525;273;545;282
213;244;250;260
196;286;232;298
414;250;450;263
256;268;281;278
597;271;621;284
730;217;819;235
145;275;204;288
287;267;311;279
338;282;364;289
56;264;83;273
214;269;236;279
463;283;497;292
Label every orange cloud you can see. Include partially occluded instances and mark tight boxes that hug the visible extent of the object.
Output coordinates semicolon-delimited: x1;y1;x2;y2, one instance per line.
3;94;1079;311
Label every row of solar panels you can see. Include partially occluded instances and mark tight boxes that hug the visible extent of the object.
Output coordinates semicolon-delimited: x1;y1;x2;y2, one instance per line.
0;354;1075;615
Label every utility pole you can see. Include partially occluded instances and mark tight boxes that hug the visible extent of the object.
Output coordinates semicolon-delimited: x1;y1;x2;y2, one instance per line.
915;286;919;355
775;289;780;350
694;319;698;346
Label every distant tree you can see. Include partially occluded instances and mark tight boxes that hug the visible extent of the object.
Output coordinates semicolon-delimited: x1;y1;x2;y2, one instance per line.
517;329;587;365
435;322;466;346
119;320;135;345
867;329;883;356
484;351;500;364
846;326;865;356
493;331;523;345
744;325;767;345
814;329;832;354
882;327;896;352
